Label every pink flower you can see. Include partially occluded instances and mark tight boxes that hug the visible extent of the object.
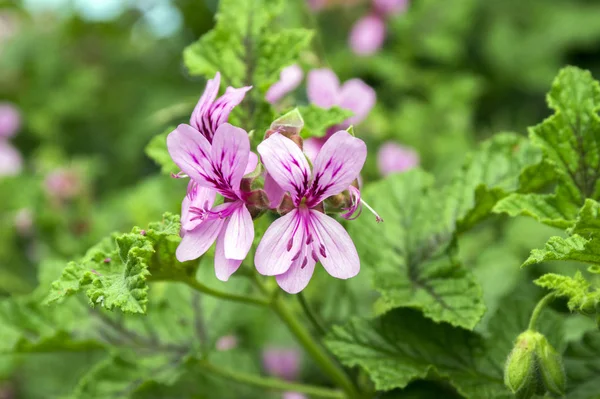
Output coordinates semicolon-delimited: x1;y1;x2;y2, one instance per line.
0;141;22;176
283;393;308;399
349;14;386;56
0;103;20;139
266;65;304;104
167;123;255;281
190;72;251;143
44;168;81;199
262;348;301;381
377;141;419;176
256;131;366;293
373;0;408;15
215;335;238;351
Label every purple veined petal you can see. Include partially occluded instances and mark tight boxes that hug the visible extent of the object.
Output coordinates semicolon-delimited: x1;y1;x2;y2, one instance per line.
190;72;221;139
181;182;216;231
210;123;250;197
307;69;340;108
283;393;308;399
275;251;317;294
245;151;258;176
349;14;386;56
262;348;301;380
338;79;376;126
308;210;360;279
265;64;304;104
308;131;367;204
214;228;244;281
257;133;311;203
255;209;304;276
167;124;215;187
208;85;252;138
223;202;254;260
175;217;225;262
0;141;22;176
377;141;419;176
373;0;408;15
0;103;21;139
264;172;285;209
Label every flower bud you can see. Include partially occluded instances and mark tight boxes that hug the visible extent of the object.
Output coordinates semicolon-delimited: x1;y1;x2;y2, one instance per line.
268;108;304;138
535;335;566;397
504;331;539;399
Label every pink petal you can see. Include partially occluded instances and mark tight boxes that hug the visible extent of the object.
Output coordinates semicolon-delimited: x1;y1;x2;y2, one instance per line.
214;229;243;281
224;203;254;260
373;0;408;15
275;253;316;294
215;335;238;351
190;72;221;138
0;103;21;139
181;182;216;231
264;172;285;209
377;141;419;176
257;133;311;203
245;151;258;175
0;142;22;176
210;86;252;131
266;64;304;104
262;348;301;380
307;69;340;108
211;123;251;196
302;137;325;163
166;124;214;186
349;14;386;56
309;210;359;279
309;131;366;203
176;217;225;262
255;209;303;276
339;79;376;126
283;393;308;399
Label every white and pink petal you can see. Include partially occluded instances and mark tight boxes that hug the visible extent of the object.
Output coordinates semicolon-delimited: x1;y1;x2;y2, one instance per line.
175;217;225;262
223;203;254;260
255;209;304;276
214;229;244;281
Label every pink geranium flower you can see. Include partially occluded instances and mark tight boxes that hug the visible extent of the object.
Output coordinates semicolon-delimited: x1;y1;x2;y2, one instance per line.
167;123;255;281
256;131;366;293
266;65;304;104
0;103;20;139
377;141;419;176
263;347;307;399
0;141;22;176
349;14;386;56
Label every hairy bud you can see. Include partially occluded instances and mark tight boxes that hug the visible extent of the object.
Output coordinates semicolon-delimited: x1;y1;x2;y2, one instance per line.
504;331;538;399
536;335;566;397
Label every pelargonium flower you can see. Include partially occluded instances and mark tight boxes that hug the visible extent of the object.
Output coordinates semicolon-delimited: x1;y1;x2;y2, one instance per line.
215;335;238;351
373;0;408;15
256;131;366;293
189;72;251;143
44;168;81;200
0;103;20;138
349;14;386;56
167;123;255;281
266;65;304;104
263;347;301;381
377;141;419;176
0;141;22;176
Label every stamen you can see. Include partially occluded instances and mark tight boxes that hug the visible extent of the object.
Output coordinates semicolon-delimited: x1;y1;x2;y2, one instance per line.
361;198;383;223
171;171;188;179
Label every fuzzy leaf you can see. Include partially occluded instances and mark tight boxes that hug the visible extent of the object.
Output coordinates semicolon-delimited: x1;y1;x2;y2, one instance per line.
535;272;600;315
325;291;563;396
145;128;178;176
523;234;600;267
298;105;353;138
564;331;600;399
46;213;196;314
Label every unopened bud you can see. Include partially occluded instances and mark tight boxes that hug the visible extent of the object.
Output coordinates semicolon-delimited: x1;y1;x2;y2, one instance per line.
269;108;304;137
536;335;566;397
504;331;539;399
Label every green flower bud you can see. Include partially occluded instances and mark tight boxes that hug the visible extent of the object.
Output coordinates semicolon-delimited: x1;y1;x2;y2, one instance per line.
504;331;539;399
535;335;566;397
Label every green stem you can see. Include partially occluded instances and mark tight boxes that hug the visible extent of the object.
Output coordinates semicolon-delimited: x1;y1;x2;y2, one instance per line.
298;292;328;336
198;360;345;398
528;293;556;331
183;278;269;307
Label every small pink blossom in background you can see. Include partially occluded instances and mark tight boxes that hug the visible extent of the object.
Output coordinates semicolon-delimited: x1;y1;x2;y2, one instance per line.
377;141;419;176
373;0;408;15
44;168;81;200
283;392;308;399
307;0;327;11
215;335;238;351
14;208;33;236
0;103;20;138
262;348;301;381
266;65;304;104
349;14;386;56
0;141;22;176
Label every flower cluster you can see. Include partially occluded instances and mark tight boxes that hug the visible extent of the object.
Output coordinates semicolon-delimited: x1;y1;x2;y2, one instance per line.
167;72;378;293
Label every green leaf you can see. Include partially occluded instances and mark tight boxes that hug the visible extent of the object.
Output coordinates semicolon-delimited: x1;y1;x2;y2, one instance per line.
523;234;600;267
325;291;564;396
145;127;178;176
535;271;600;315
349;169;486;330
569;198;600;237
298;105;354;138
564;331;600;399
46;213;197;314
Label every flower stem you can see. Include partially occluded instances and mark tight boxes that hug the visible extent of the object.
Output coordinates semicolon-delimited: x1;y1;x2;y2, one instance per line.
528;293;556;331
198;360;345;398
183;277;269;307
298;292;327;336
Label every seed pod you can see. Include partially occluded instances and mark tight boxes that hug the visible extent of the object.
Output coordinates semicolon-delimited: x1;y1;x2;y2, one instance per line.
535;335;566;397
504;331;539;399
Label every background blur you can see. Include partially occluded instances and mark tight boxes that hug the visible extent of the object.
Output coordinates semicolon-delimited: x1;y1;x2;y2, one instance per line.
2;0;600;397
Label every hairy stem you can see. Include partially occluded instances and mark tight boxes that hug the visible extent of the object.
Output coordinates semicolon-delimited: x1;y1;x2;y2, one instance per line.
528;293;556;331
198;360;345;398
183;277;269;307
